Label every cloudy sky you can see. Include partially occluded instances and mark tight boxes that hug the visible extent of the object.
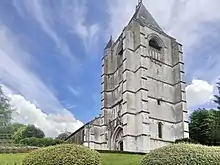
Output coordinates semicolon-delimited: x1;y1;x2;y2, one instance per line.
0;0;219;137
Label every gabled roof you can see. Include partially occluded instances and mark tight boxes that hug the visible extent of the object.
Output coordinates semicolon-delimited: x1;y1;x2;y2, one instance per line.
132;2;163;32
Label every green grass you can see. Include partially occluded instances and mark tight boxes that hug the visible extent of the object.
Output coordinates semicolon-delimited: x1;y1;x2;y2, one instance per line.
0;153;143;165
101;153;143;165
0;154;26;165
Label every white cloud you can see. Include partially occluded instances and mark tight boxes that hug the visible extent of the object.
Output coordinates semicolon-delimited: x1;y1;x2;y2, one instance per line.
0;24;82;137
106;0;136;39
13;0;101;55
0;25;60;114
58;0;100;54
12;0;74;60
186;79;214;108
8;94;82;137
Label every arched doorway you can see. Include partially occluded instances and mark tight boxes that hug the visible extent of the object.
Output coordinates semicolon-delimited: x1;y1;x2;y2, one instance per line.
112;126;123;151
119;140;123;151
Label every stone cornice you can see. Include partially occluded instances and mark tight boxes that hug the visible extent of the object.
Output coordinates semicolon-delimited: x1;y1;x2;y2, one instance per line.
149;117;183;124
141;54;185;68
101;100;123;110
84;141;107;145
122;65;148;75
150;138;174;143
148;95;186;105
123;134;150;138
147;75;186;87
101;80;123;93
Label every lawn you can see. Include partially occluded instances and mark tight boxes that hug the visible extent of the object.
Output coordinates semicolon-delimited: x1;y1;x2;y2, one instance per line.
0;153;144;165
0;154;25;165
101;153;143;165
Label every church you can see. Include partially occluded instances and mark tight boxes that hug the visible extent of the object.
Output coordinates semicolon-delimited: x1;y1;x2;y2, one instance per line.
66;1;189;153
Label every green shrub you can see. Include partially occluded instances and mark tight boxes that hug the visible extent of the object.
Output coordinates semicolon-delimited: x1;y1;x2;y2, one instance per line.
175;138;198;144
13;125;45;143
141;143;220;165
20;137;65;147
96;149;146;155
0;146;38;154
22;144;101;165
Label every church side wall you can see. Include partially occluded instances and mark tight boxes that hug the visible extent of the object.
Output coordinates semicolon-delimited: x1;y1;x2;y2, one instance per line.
102;40;123;121
137;23;187;151
82;120;106;150
101;37;126;151
120;22;151;153
172;42;189;139
66;127;84;145
121;22;174;152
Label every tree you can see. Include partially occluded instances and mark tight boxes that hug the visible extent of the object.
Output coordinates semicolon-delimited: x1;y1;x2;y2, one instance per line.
211;110;220;145
189;108;220;145
0;86;13;126
0;123;24;136
20;137;65;147
0;86;14;146
214;79;220;110
56;132;71;141
13;124;45;143
10;123;25;134
210;79;220;145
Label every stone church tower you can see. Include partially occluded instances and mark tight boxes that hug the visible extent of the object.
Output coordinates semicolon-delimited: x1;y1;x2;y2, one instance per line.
66;1;189;153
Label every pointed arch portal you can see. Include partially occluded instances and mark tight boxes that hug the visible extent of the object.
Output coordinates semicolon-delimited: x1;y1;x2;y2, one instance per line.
111;126;123;151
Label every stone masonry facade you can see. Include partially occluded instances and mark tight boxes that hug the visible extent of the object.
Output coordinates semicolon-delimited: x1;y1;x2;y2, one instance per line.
66;2;189;153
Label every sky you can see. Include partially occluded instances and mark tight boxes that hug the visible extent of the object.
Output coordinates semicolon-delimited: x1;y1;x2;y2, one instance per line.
0;0;220;137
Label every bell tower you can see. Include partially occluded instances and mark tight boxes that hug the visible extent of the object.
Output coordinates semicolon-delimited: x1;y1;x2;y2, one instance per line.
101;1;189;153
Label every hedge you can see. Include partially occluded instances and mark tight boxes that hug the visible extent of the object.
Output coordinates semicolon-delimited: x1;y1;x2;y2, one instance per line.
141;143;220;165
175;138;198;144
96;149;146;155
22;144;101;165
19;137;65;147
0;146;38;154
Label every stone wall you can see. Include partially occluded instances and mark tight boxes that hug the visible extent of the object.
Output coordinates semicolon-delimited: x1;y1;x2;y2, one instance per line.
66;127;84;145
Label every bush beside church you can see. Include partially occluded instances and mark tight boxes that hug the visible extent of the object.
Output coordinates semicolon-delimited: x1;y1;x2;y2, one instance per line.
22;144;101;165
141;143;220;165
20;137;65;147
20;143;220;165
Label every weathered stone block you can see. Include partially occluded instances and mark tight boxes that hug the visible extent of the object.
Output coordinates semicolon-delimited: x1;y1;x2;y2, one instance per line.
124;30;134;50
123;49;140;72
122;92;136;112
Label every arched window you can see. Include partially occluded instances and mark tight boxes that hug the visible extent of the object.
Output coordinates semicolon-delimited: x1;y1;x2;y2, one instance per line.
147;34;164;63
117;41;123;68
117;40;123;55
158;122;163;138
149;39;161;51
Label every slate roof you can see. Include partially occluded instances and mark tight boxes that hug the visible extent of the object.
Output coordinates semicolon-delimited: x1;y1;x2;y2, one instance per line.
104;2;166;51
132;2;163;32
